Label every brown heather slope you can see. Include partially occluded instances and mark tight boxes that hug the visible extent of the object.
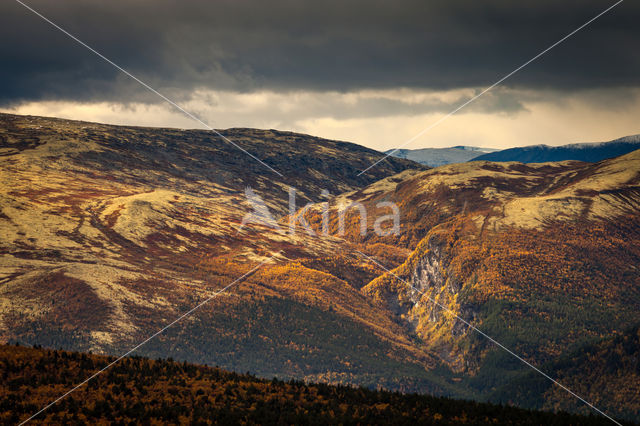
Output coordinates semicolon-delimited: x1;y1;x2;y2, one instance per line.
302;152;640;420
0;112;444;393
3;111;640;420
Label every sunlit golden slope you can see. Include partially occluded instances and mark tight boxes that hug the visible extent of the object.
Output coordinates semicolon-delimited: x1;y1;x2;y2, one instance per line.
0;112;443;392
319;152;640;418
3;111;640;419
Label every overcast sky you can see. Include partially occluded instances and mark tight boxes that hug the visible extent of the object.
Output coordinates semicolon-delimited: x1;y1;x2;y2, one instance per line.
1;0;639;150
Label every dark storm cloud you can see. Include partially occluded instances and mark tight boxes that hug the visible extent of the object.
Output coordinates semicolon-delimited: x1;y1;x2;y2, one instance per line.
1;0;638;105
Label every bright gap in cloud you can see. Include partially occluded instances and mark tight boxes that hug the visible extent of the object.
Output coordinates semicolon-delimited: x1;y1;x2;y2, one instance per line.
3;87;639;151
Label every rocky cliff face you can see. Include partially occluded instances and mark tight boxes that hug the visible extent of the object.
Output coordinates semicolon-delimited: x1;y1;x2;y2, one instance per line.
363;229;475;370
351;152;640;383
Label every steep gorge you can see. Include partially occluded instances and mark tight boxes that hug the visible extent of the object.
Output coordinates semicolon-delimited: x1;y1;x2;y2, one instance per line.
325;153;640;417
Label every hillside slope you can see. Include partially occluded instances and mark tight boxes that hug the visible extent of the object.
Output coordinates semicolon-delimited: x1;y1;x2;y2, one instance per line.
492;325;640;421
309;151;640;420
0;112;438;393
2;112;640;421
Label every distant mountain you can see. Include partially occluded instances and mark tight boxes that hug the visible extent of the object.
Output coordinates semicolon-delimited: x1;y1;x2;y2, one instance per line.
472;134;640;163
384;145;498;167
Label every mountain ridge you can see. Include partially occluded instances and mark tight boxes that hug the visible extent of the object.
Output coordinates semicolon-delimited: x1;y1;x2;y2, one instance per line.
0;111;446;397
2;111;640;421
302;148;640;421
472;134;640;163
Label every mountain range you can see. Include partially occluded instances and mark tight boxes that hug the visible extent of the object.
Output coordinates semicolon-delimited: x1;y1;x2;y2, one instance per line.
384;146;498;167
1;112;639;422
385;135;640;166
471;135;640;163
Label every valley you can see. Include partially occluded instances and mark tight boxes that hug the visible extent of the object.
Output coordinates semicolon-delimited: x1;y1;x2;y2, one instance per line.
1;112;639;422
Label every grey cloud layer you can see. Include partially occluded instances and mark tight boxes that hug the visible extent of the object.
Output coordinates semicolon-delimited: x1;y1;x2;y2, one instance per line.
183;88;531;129
1;0;638;105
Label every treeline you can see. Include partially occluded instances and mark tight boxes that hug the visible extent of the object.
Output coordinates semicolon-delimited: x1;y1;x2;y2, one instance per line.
0;344;628;425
